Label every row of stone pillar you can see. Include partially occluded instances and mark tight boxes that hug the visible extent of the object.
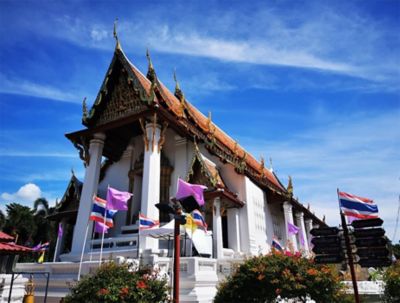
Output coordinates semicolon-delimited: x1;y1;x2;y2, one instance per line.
283;201;316;253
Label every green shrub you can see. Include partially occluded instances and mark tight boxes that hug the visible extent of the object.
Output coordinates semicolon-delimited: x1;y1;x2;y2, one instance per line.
383;260;400;303
64;262;170;303
214;252;351;303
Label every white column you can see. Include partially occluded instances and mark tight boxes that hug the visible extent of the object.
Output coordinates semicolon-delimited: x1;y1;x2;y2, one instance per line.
171;136;187;195
213;197;224;259
71;133;106;254
305;218;313;248
140;122;161;251
295;212;309;252
283;201;298;252
227;208;241;252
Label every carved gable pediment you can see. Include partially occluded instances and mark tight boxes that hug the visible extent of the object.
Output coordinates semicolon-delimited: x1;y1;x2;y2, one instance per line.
94;68;148;126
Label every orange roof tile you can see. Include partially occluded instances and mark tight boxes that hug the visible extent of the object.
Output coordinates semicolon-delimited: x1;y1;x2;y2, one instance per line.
123;55;285;192
0;231;14;241
0;242;31;253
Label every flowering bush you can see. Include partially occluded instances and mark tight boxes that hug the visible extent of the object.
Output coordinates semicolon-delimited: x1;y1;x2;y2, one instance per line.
63;262;170;303
383;260;400;302
214;252;352;303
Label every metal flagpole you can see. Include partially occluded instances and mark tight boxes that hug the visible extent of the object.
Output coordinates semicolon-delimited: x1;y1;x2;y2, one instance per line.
77;223;90;281
337;188;360;303
53;232;60;263
137;213;141;259
99;205;107;265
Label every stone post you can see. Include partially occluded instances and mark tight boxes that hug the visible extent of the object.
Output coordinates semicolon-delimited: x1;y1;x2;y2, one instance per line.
71;133;105;254
213;197;224;259
295;212;309;252
283;201;298;252
305;218;313;248
140;121;161;251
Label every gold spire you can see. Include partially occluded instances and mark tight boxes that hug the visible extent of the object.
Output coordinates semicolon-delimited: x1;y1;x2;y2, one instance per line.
174;69;180;92
113;18;121;50
287;175;293;197
146;48;156;82
207;111;212;131
82;97;88;120
259;156;265;177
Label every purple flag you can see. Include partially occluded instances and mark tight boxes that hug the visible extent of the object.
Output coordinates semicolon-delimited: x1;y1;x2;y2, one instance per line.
32;242;42;252
106;187;132;210
94;221;109;234
288;222;299;235
176;178;207;206
58;223;63;238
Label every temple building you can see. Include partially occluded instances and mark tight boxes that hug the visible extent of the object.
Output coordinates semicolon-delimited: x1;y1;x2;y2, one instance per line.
16;37;326;302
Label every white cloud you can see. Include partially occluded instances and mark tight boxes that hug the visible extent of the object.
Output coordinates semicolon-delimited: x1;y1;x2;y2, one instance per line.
239;110;400;241
0;73;85;103
1;183;42;203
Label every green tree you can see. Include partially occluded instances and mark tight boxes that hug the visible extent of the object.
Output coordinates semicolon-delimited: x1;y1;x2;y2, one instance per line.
64;262;170;303
3;203;36;245
383;260;400;302
392;242;400;259
0;210;5;229
214;252;351;303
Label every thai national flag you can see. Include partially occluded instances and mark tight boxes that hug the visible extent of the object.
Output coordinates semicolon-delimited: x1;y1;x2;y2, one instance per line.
90;196;117;227
139;214;159;230
339;191;379;219
271;238;283;251
192;209;207;230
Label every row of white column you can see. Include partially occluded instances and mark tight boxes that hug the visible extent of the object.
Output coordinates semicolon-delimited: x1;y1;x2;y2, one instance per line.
71;119;163;255
283;201;316;253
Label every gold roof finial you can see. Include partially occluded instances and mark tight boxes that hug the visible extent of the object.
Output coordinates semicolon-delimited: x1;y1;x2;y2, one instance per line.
207;111;212;129
323;215;326;223
174;69;180;92
113;18;121;49
146;48;156;82
82;97;88;120
71;168;75;176
287;175;293;196
259;156;265;175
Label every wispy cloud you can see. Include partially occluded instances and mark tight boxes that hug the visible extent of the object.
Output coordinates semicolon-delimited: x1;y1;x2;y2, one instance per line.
0;73;84;103
31;3;398;89
0;151;77;158
239;109;400;241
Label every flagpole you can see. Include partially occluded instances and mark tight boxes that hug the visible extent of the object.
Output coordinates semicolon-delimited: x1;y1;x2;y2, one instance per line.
337;188;360;303
137;213;141;259
53;233;60;263
89;226;95;262
77;222;90;281
99;205;108;265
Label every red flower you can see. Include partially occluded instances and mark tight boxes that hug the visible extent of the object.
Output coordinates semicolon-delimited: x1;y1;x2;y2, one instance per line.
98;288;109;296
120;287;129;297
136;280;147;289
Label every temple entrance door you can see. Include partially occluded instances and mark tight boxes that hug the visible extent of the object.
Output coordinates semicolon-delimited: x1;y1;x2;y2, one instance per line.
222;214;228;248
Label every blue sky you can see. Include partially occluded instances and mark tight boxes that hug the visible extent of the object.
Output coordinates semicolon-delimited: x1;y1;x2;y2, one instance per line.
0;1;399;241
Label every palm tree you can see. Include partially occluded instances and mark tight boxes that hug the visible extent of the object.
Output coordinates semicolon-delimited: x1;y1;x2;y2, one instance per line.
3;203;36;244
0;210;5;229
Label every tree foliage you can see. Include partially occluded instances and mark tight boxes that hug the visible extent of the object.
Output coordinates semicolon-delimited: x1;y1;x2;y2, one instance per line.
214;252;352;303
392;242;400;260
64;262;170;303
3;203;36;244
383;260;400;303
